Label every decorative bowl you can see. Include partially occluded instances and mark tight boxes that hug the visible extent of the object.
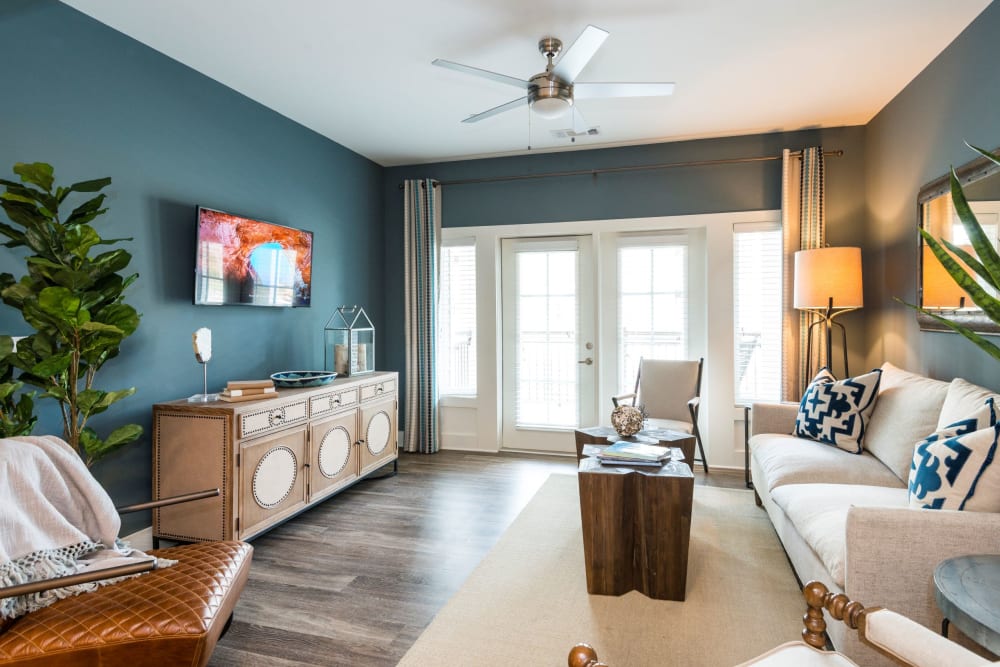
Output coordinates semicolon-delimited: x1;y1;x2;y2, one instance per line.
270;370;337;388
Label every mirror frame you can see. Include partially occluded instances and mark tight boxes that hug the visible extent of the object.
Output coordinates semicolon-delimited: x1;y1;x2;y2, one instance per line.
916;146;1000;335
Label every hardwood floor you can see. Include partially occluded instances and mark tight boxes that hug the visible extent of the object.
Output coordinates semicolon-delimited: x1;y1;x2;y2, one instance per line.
209;451;746;666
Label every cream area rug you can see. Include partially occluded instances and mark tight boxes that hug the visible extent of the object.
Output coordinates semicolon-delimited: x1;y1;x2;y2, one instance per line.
398;474;805;666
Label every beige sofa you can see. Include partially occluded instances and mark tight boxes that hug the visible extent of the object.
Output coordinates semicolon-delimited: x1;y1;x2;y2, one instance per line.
749;363;1000;666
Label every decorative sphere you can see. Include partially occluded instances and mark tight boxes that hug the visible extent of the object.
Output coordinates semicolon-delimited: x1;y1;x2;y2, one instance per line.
611;405;643;436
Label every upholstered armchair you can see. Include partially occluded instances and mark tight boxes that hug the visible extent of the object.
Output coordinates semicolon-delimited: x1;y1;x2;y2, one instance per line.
612;357;708;472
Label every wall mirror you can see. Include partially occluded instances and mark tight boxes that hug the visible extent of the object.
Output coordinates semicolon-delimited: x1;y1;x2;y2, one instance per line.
917;147;1000;334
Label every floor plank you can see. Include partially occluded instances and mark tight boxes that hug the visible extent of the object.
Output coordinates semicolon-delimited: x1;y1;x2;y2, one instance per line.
210;451;746;666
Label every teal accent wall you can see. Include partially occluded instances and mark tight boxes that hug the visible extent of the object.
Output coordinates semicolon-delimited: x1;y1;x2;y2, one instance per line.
865;0;1000;390
0;1;384;530
384;127;869;416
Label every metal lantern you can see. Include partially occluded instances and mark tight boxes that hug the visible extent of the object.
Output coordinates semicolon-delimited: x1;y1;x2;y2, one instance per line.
325;305;375;376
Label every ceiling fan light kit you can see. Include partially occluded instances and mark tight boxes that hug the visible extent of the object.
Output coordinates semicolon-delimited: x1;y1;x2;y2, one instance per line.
434;24;674;128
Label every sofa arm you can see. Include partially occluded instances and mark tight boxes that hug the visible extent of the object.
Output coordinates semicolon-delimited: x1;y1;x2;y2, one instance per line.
845;506;1000;631
749;402;799;437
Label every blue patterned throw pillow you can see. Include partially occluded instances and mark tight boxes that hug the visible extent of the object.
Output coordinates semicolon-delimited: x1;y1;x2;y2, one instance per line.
793;367;882;453
908;398;1000;511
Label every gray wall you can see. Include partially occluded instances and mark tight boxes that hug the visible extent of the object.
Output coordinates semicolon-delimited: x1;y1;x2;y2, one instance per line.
864;0;1000;390
384;127;869;415
0;1;384;529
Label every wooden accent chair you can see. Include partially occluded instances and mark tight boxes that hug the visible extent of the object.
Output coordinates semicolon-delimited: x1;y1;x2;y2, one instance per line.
0;490;252;667
568;580;996;667
612;357;708;472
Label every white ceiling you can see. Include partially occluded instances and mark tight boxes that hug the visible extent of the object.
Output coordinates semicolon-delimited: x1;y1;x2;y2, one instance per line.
61;0;992;167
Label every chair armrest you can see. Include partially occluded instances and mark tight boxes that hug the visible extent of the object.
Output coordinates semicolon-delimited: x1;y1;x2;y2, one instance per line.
845;506;1000;630
116;488;220;514
687;396;700;419
611;392;636;408
0;559;156;598
863;609;992;667
748;402;799;437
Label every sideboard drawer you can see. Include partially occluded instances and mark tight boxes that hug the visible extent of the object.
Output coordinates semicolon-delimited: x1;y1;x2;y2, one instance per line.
309;388;359;417
240;399;309;439
360;379;396;402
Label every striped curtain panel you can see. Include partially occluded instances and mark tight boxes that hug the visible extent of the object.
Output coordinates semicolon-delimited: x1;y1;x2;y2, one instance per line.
780;147;826;400
403;179;441;454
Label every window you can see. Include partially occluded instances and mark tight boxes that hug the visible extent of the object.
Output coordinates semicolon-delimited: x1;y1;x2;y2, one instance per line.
437;241;477;396
733;223;782;403
617;234;688;393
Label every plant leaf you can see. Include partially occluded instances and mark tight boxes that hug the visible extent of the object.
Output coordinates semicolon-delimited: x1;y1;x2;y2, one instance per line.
941;240;999;290
968;144;1000;168
104;423;142;448
67;177;111;193
951;168;1000;287
896;297;1000;362
30;352;73;378
921;229;1000;322
13;163;54;193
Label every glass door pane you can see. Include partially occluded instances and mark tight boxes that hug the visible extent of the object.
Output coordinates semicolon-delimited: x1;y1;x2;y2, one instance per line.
501;236;595;453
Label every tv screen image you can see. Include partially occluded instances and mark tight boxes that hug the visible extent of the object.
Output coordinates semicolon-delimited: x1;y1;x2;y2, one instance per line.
194;207;313;307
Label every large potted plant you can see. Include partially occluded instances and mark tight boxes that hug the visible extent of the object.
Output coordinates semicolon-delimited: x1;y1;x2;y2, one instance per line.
0;162;142;464
909;144;1000;362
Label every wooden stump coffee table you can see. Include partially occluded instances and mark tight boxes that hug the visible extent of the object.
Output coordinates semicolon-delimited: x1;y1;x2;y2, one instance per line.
577;451;694;601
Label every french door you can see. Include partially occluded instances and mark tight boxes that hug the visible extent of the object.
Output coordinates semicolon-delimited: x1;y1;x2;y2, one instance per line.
499;236;597;453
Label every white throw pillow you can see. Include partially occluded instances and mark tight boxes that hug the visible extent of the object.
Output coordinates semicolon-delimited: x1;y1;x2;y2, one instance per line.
909;398;1000;511
938;378;1000;429
794;368;882;454
865;362;949;481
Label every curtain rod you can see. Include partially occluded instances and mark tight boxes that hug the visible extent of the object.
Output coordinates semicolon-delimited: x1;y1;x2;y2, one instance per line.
398;149;843;189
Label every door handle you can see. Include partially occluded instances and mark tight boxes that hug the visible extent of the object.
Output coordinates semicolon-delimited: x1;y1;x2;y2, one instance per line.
577;357;593;365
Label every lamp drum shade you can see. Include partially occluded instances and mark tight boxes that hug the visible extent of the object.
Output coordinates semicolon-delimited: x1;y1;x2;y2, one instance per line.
794;247;864;309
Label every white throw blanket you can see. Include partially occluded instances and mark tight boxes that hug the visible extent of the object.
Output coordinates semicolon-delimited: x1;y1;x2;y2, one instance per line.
0;435;168;620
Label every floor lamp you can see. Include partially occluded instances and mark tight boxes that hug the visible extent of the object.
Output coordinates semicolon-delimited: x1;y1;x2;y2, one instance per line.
794;247;863;379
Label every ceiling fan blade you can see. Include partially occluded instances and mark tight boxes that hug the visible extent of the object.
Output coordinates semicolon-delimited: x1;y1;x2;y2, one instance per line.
552;25;609;83
462;96;529;123
573;82;676;99
432;59;529;90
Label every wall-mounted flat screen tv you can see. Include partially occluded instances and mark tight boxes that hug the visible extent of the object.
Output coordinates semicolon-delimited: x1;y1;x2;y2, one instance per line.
194;207;313;307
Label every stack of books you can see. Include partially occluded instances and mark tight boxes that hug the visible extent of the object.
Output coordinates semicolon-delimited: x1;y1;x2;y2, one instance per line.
219;379;277;403
596;441;671;466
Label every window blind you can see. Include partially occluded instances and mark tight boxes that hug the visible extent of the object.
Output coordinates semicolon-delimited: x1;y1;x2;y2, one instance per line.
733;223;783;404
437;242;477;396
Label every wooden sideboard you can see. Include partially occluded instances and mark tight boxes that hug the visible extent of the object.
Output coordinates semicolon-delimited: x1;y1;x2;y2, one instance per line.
152;371;398;543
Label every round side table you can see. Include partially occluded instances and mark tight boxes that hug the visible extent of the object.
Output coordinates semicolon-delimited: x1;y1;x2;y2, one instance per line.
934;554;1000;655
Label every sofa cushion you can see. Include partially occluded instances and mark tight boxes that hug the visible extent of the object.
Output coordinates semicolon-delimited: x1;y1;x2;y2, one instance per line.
794;368;882;454
909;398;1000;511
864;362;949;482
750;434;906;493
771;484;908;588
939;378;1000;428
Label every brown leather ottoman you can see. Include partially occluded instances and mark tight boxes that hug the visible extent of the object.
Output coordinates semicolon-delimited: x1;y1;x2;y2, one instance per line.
0;540;252;667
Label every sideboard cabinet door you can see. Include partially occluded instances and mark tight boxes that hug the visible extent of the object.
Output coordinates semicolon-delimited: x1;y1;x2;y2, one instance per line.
310;410;359;501
360;397;398;476
240;426;308;539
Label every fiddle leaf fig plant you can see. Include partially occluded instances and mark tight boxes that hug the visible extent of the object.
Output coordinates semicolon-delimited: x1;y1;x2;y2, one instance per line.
0;162;142;464
902;144;1000;362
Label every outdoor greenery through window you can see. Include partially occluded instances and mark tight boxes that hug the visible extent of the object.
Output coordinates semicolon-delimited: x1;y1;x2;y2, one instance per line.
437;241;477;396
733;223;782;403
617;235;688;393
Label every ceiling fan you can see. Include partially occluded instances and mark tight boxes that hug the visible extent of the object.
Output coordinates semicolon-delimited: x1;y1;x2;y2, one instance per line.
433;25;675;131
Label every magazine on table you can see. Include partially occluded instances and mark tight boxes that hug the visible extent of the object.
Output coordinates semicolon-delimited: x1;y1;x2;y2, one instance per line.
596;441;671;465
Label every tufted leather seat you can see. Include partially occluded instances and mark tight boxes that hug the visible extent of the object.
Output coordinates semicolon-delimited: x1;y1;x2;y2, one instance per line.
0;540;252;667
